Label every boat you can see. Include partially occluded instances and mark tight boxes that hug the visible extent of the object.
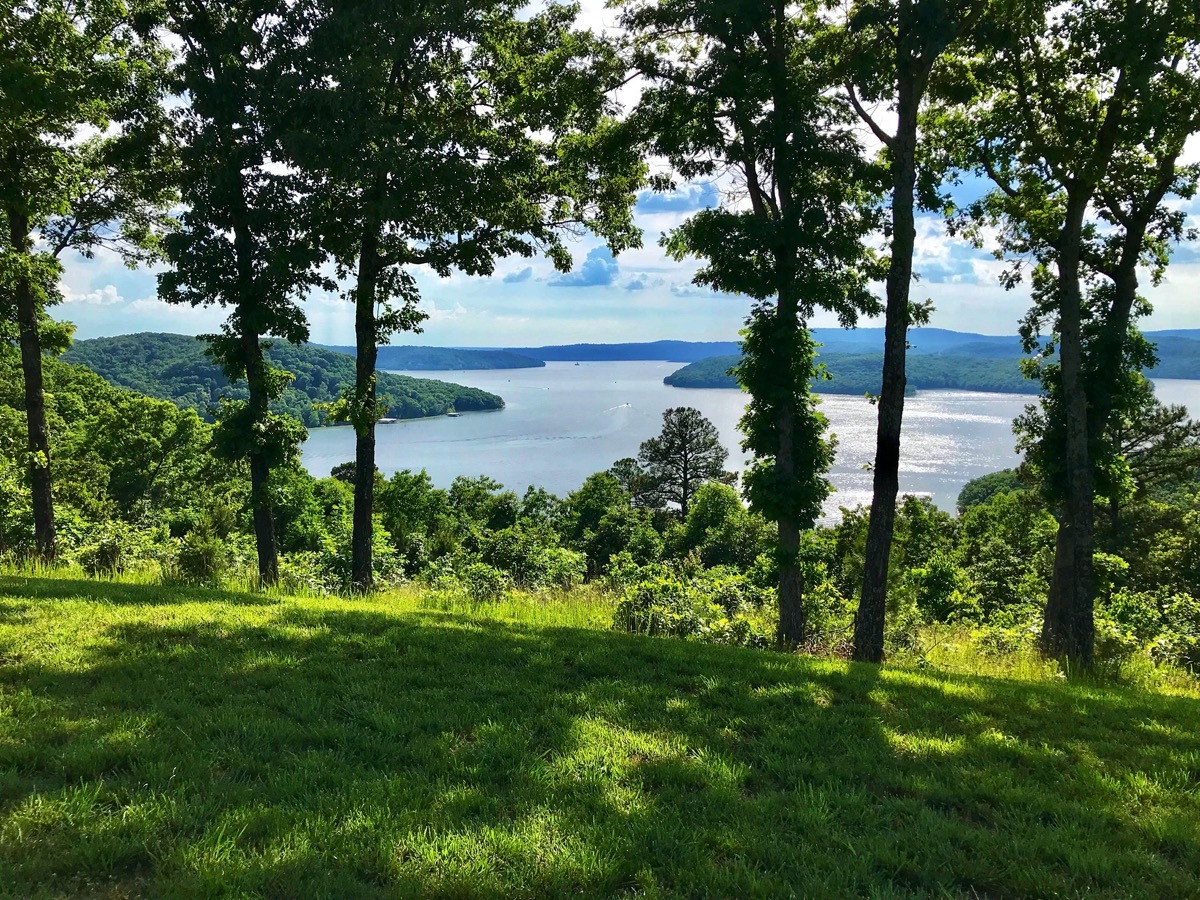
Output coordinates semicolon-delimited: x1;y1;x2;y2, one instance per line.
446;411;462;418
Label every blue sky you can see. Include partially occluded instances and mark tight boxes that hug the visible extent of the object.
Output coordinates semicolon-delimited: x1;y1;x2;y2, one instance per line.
55;177;1200;348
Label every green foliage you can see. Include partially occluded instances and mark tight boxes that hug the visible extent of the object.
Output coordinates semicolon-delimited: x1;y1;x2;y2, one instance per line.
76;522;165;578
613;569;774;649
459;561;510;604
63;333;505;426
0;354;236;548
737;326;835;530
957;469;1025;513
635;407;731;516
0;0;174;277
479;526;585;590
678;482;774;570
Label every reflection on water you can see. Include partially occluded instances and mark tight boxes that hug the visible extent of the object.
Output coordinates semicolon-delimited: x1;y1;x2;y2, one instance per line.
300;361;1198;515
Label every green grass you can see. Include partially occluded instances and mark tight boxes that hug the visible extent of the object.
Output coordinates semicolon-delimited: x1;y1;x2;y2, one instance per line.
1;574;1199;898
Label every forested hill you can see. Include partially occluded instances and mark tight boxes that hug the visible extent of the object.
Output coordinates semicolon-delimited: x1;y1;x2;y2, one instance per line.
496;328;1200;363
503;340;742;362
63;333;504;426
665;353;1038;394
667;335;1200;393
320;344;544;370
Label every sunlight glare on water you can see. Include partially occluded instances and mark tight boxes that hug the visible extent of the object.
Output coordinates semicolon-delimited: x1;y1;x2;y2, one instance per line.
301;361;1198;515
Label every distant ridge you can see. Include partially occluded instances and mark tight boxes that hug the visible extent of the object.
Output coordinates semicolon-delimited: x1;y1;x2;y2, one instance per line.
664;353;1038;394
319;344;543;371
663;332;1200;392
494;328;1200;362
499;340;740;363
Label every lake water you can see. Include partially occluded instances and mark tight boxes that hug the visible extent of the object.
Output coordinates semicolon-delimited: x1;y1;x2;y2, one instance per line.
302;362;1199;515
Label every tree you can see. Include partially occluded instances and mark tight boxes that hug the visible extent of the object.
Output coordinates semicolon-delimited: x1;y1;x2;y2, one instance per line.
956;469;1024;513
608;457;659;508
161;0;329;585
1103;374;1200;539
636;408;731;518
625;0;881;643
944;0;1200;664
0;0;172;560
282;0;644;591
842;0;986;663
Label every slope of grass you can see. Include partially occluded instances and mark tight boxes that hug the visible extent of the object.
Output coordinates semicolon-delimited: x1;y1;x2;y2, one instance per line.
1;574;1199;898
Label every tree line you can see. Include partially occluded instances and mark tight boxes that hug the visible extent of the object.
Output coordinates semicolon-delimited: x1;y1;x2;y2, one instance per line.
61;332;505;426
2;0;1198;668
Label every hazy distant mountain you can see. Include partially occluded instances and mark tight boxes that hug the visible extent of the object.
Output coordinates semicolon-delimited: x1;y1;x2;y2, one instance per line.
498;340;740;362
495;329;1025;361
664;353;1038;394
320;344;543;370
498;327;1198;364
662;331;1200;392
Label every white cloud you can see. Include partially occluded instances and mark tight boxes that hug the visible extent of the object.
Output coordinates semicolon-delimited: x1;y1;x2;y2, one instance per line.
62;284;124;305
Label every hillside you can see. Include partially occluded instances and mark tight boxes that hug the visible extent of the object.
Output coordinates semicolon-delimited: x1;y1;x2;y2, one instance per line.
490;328;1200;365
665;352;1039;394
503;339;742;362
321;344;545;370
63;333;504;426
1149;336;1200;379
1;574;1197;897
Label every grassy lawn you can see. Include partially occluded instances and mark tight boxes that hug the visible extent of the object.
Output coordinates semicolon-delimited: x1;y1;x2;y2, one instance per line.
1;575;1198;898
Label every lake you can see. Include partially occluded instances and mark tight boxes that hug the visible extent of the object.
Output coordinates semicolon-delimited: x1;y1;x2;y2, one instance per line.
301;362;1199;514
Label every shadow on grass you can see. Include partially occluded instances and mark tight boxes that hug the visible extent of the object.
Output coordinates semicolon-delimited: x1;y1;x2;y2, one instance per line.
0;575;280;608
1;578;1198;898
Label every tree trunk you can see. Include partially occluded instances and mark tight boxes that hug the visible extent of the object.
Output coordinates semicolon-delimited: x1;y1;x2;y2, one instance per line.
853;70;920;663
777;518;804;645
351;229;382;592
241;329;279;586
775;292;805;646
1040;197;1094;667
8;211;55;561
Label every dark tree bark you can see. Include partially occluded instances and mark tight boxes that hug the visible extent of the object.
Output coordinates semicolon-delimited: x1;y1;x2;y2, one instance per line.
351;226;382;592
853;60;921;663
8;210;56;561
775;286;805;647
1040;198;1094;664
1038;88;1135;667
240;328;280;586
226;152;282;587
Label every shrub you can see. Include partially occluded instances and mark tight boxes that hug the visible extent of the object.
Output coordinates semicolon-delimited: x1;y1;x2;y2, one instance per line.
612;571;773;648
538;546;586;591
460;561;509;603
1152;594;1200;673
905;552;982;625
172;528;230;585
76;522;163;577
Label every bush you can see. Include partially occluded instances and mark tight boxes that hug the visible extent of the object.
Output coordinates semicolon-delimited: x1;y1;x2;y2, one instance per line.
76;522;164;577
1152;594;1200;673
538;546;586;591
612;571;773;648
171;528;231;585
460;561;509;603
478;527;586;590
905;552;982;625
